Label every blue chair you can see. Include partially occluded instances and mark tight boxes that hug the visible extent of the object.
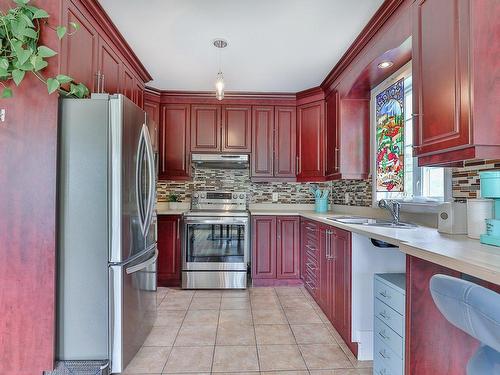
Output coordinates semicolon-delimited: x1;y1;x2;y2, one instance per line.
430;274;500;375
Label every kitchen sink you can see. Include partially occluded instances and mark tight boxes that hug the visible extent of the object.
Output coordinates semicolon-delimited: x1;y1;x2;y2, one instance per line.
327;216;417;229
328;217;378;225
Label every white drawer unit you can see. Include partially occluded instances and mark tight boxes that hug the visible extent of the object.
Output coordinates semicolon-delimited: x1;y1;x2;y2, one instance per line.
373;273;406;375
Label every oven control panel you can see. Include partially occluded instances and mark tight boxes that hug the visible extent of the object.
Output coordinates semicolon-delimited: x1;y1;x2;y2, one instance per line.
191;190;247;211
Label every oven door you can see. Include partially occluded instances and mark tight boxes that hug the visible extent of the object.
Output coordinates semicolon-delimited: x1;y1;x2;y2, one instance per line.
182;216;249;271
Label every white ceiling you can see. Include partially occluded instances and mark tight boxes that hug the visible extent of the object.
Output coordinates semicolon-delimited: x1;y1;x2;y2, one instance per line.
99;0;384;92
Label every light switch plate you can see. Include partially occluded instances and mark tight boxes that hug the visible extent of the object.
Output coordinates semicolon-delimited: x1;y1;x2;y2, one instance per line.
272;192;279;202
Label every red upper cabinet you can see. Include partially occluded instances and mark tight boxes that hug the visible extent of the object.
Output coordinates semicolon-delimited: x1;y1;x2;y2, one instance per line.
222;106;252;152
135;80;144;108
275;107;296;178
121;67;135;102
412;0;500;165
325;92;340;178
251;106;275;178
191;105;221;152
276;216;300;279
297;100;325;180
251;216;277;279
97;38;121;95
159;104;191;180
251;106;296;181
157;215;182;286
324;92;369;180
60;1;98;92
144;99;159;152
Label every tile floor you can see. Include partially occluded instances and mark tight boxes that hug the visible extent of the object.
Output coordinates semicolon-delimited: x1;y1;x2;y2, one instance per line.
123;286;372;374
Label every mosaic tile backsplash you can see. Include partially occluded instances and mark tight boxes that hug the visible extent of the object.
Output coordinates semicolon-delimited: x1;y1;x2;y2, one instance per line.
157;159;498;206
157;167;371;206
452;159;500;201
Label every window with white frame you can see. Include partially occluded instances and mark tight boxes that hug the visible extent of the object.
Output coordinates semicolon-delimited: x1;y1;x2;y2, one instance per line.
371;62;450;206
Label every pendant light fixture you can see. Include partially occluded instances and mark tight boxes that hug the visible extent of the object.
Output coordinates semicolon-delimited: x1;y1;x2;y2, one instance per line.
213;39;228;101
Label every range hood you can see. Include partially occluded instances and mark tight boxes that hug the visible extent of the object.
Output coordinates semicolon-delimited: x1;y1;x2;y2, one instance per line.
191;154;249;169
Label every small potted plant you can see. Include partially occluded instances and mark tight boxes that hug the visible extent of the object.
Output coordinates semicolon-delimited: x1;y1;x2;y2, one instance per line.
167;194;182;210
0;0;89;99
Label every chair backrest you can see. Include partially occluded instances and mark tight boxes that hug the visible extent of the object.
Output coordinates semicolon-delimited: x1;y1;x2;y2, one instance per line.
430;274;500;374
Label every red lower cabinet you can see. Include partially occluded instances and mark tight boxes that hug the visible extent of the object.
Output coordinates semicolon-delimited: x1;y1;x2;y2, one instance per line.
157;215;182;287
251;216;277;279
333;228;352;347
301;219;320;298
252;215;300;284
304;220;355;355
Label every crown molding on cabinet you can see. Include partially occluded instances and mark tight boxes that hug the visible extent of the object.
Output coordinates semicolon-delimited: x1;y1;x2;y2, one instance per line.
78;0;153;82
320;0;406;95
146;87;298;106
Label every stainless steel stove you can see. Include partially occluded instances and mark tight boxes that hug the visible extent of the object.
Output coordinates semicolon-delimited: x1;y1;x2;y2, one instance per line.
182;191;249;289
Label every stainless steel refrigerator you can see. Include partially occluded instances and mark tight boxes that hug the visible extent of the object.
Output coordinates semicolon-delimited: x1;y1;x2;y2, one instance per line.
57;94;157;374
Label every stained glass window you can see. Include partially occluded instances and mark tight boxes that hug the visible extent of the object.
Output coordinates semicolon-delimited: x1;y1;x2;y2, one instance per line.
375;78;405;192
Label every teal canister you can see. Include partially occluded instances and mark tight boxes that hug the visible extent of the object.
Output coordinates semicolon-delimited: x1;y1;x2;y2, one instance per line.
315;197;328;213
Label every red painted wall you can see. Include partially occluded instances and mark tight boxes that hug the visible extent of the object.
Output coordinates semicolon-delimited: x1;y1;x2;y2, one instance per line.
0;1;61;374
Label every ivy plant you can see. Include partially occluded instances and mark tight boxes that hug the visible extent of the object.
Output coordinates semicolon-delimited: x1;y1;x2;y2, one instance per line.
0;0;89;98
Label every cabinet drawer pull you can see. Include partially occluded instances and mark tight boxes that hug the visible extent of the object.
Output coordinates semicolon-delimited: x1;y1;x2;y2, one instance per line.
306;262;317;270
305;280;316;290
378;350;390;359
377;368;387;375
379;290;390;299
305;244;317;251
378;330;389;340
379;311;389;320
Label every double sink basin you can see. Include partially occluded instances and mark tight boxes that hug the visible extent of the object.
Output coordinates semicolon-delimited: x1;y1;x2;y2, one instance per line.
327;216;417;229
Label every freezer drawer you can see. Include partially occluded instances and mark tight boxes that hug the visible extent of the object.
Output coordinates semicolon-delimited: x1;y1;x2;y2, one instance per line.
109;249;157;373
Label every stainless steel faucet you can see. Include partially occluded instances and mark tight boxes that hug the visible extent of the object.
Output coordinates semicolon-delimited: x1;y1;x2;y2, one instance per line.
378;199;401;224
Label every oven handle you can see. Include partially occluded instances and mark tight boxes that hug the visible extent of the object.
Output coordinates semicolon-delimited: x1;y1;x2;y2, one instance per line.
183;218;249;225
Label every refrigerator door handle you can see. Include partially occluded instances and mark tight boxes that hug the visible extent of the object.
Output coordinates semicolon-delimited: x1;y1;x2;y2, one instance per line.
135;124;156;237
126;249;158;275
135;128;147;235
142;123;156;234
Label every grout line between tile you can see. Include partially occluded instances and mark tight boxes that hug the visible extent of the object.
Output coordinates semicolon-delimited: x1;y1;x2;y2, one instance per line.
248;289;261;373
160;290;193;374
210;300;222;373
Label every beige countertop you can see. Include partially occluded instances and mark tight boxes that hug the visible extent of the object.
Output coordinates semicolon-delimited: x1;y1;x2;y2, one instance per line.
157;202;500;284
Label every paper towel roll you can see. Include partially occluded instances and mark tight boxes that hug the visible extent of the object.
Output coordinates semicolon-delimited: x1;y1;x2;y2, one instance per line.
467;198;494;239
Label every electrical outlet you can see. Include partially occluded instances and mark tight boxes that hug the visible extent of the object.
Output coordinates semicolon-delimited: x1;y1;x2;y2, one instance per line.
344;192;350;204
272;192;279;202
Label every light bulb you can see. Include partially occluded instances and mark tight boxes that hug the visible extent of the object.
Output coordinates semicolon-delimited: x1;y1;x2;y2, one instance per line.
377;61;394;69
215;71;224;101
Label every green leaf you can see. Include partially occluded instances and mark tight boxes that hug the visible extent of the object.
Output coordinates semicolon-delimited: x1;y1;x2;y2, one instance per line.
12;69;25;86
69;22;79;31
56;26;66;40
56;74;72;84
21;27;37;39
16;60;34;71
69;82;88;98
0;59;9;70
31;55;48;71
16;48;31;65
32;8;49;19
47;78;60;94
37;45;57;58
1;87;13;98
0;67;8;77
13;0;30;5
18;12;35;27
